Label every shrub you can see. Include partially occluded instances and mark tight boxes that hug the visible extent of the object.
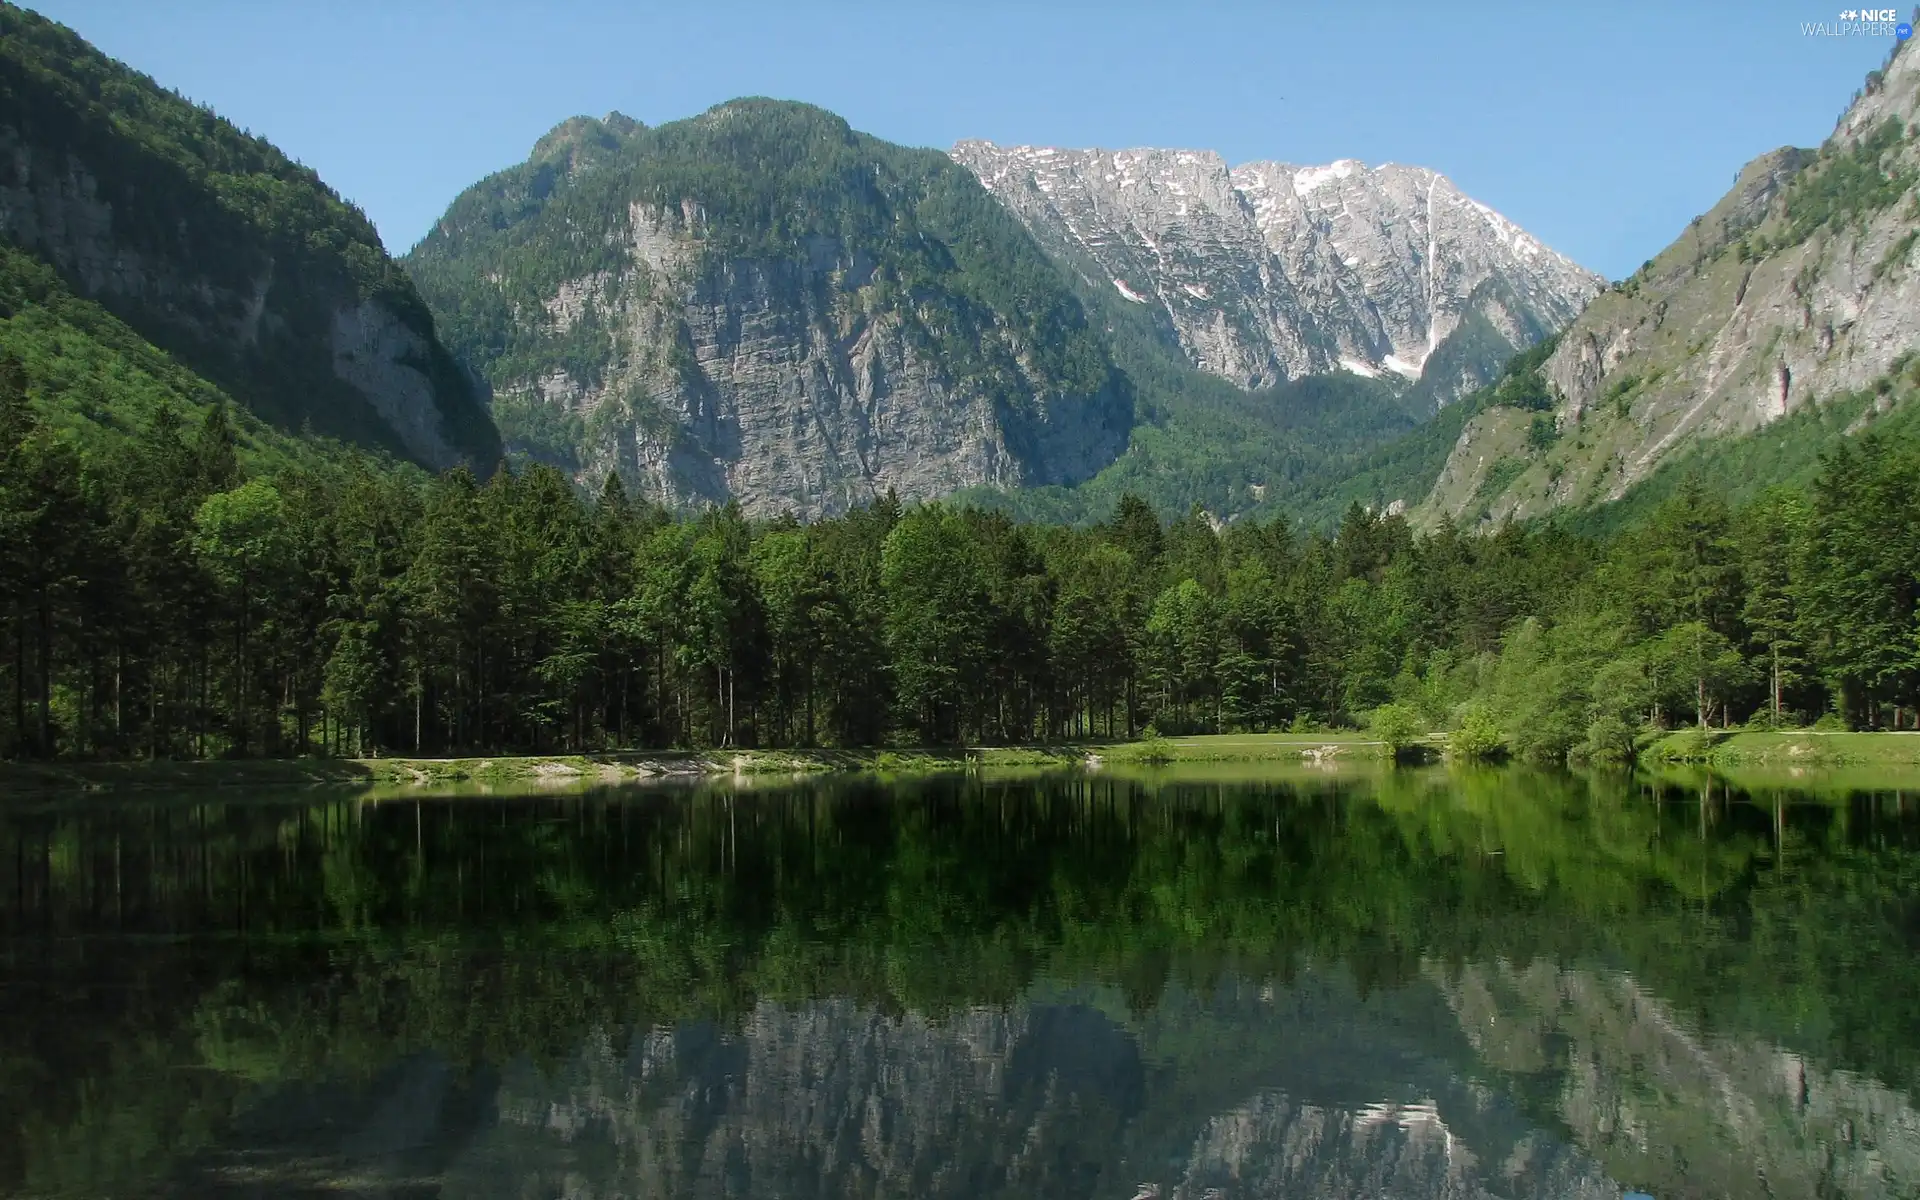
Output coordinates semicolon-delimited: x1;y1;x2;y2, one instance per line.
1128;733;1176;765
1652;727;1716;762
1581;715;1637;765
1368;703;1424;758
1527;413;1560;451
1447;703;1505;761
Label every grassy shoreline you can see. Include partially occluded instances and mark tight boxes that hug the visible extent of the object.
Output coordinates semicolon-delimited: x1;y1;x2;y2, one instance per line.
1642;728;1920;767
0;733;1398;796
10;731;1920;798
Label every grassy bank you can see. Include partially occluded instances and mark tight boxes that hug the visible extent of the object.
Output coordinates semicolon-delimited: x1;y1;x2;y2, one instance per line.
0;733;1399;797
1642;728;1920;767
1093;732;1397;764
34;730;1920;799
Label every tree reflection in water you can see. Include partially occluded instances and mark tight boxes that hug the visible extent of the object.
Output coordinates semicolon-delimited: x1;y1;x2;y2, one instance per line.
2;766;1918;1198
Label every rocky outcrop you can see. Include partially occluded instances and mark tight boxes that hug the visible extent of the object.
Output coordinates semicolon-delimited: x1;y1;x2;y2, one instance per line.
505;206;1129;519
0;5;499;469
329;299;470;467
0;130;490;469
952;141;1602;394
1422;40;1920;526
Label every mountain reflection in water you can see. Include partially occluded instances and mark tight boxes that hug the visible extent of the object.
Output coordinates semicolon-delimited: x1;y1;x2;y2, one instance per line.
1;767;1917;1198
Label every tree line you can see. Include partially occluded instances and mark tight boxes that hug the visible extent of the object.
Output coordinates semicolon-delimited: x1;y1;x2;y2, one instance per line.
4;350;1919;763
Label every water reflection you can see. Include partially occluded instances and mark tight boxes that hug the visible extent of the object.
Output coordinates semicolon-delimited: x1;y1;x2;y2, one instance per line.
1;768;1917;1197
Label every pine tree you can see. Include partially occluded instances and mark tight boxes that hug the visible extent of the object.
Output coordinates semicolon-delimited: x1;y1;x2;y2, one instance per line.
1738;490;1810;722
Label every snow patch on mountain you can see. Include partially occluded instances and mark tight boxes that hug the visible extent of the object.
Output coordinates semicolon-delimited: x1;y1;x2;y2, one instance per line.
952;139;1603;393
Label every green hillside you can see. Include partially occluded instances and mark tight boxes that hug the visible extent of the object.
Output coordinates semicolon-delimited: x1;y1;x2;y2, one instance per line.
1419;40;1920;530
0;2;498;466
0;240;371;475
1567;353;1920;538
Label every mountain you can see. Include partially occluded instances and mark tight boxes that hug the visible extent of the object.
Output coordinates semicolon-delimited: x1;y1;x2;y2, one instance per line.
405;101;1602;524
0;3;499;469
951;141;1603;403
1419;37;1920;528
405;102;1133;519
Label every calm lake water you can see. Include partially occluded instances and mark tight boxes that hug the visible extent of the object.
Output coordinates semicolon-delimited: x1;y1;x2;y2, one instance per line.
2;766;1919;1199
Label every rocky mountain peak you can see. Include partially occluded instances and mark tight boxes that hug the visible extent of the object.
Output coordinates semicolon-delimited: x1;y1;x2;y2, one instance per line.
951;139;1603;394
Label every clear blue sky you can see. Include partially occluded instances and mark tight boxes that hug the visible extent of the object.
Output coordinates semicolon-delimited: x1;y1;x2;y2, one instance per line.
27;1;1906;280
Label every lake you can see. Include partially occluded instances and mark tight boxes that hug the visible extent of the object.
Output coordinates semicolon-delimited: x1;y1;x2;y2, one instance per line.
2;766;1918;1198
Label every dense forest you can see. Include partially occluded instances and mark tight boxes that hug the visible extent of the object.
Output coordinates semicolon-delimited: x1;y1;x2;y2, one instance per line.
5;336;1919;765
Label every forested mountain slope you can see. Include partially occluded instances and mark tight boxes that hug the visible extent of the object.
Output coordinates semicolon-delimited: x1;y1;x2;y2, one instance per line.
0;3;499;468
405;103;1133;519
0;239;374;472
954;141;1601;402
1420;36;1920;528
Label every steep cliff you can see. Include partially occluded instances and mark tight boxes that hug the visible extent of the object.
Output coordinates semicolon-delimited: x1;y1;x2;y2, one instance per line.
1422;38;1920;527
406;103;1131;519
0;3;499;469
952;141;1602;401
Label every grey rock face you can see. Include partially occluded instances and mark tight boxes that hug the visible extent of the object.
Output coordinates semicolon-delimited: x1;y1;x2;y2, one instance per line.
952;141;1603;393
330;299;468;467
503;202;1130;520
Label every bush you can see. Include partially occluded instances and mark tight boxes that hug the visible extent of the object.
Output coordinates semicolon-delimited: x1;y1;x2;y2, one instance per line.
1581;714;1637;765
1368;703;1424;758
1811;711;1850;732
1446;703;1504;761
1743;708;1794;732
1126;733;1176;765
1527;413;1560;451
1650;727;1716;762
